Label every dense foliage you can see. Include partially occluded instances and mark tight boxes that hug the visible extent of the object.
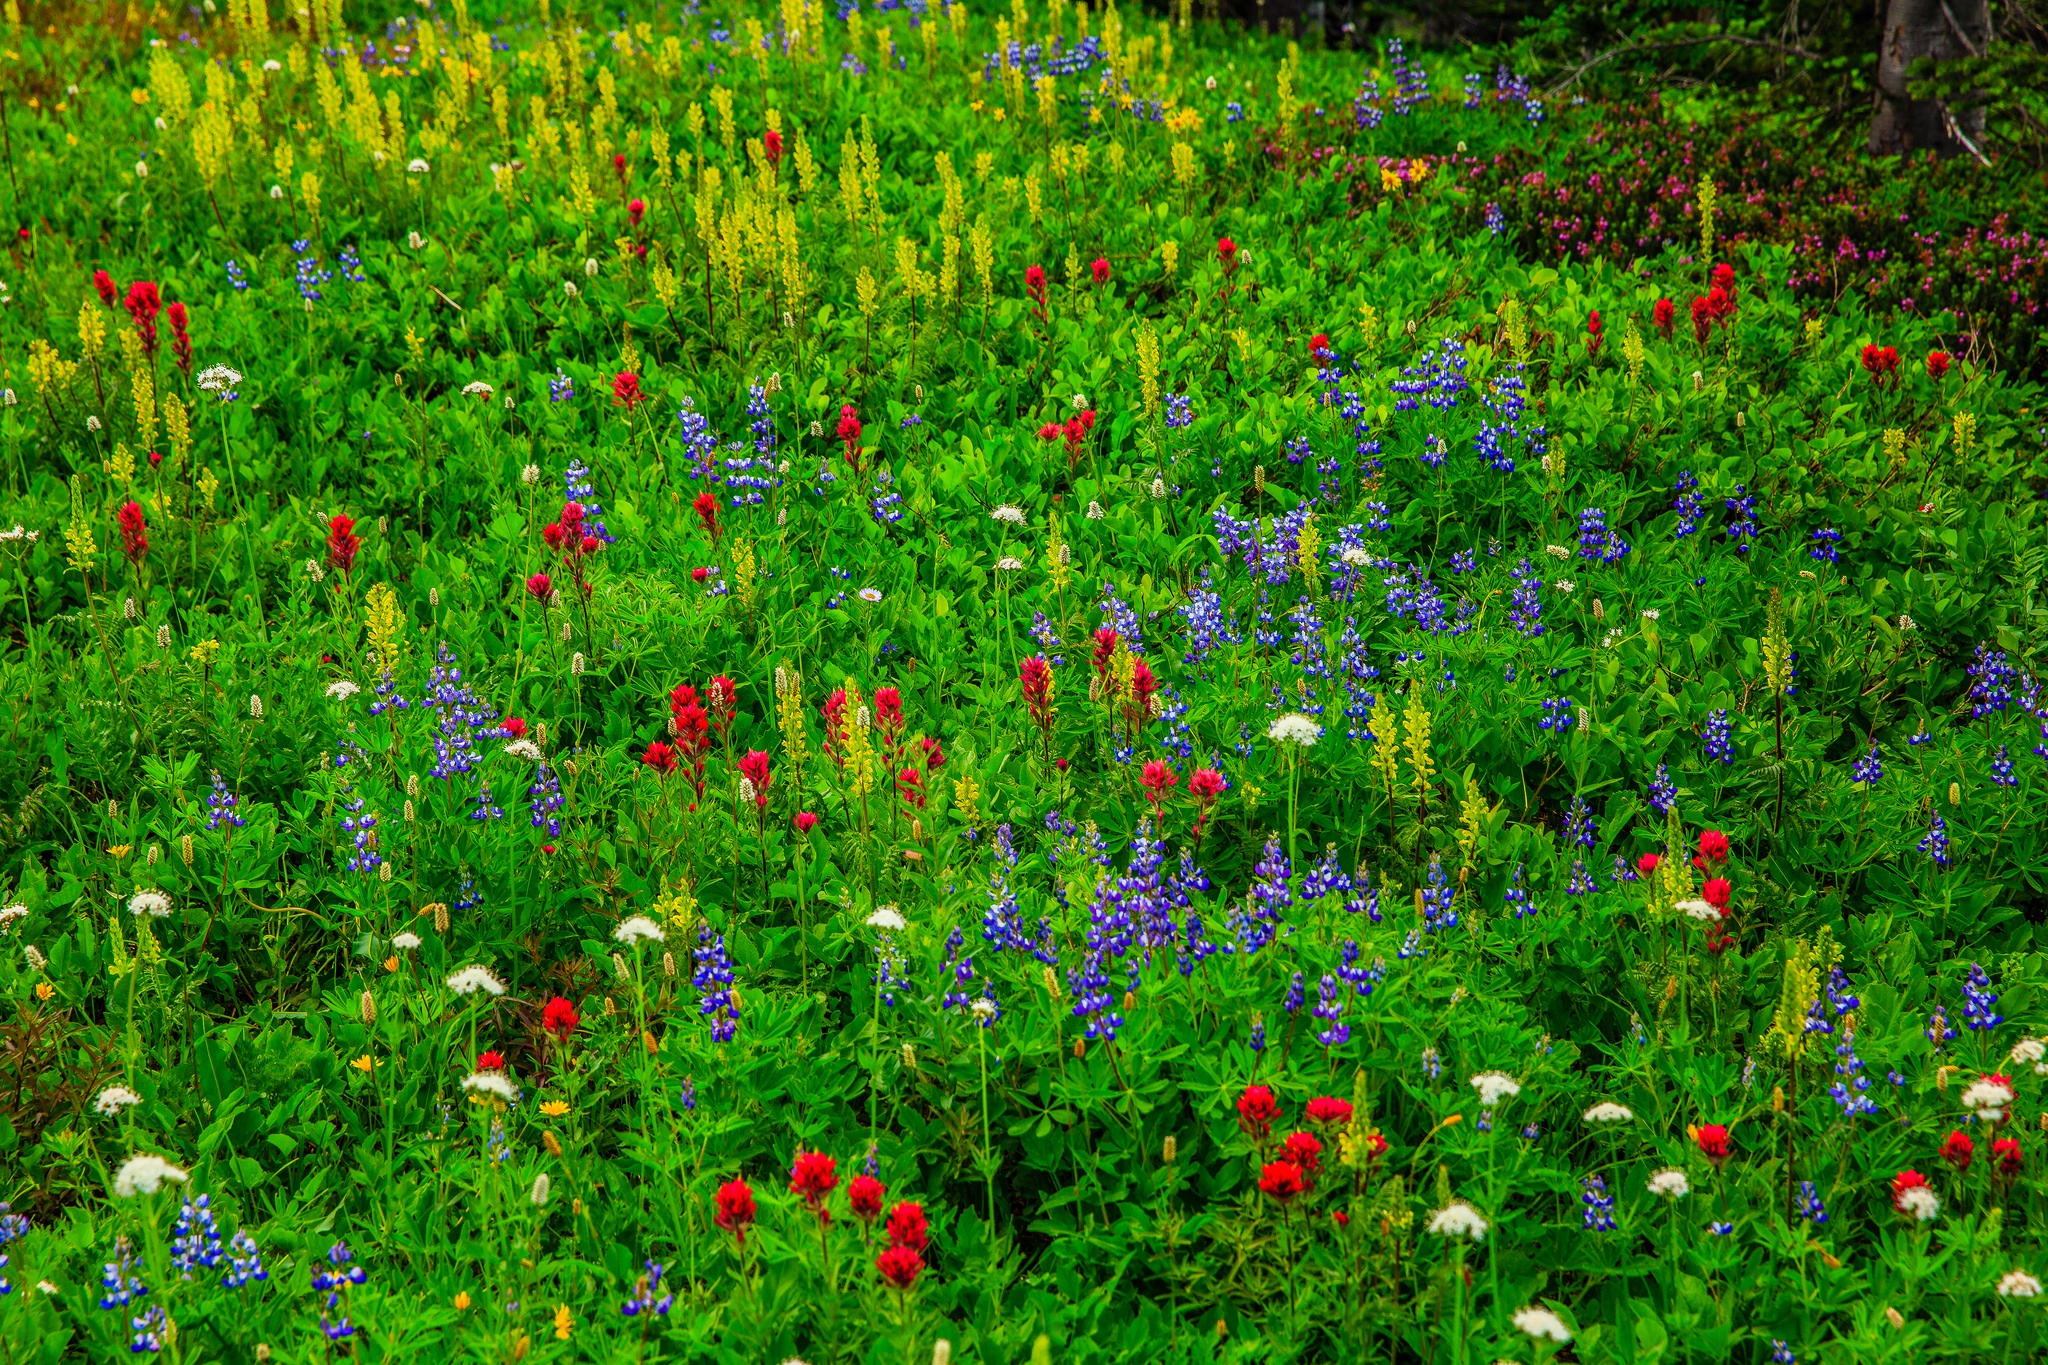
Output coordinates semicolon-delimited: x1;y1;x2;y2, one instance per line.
0;1;2045;1362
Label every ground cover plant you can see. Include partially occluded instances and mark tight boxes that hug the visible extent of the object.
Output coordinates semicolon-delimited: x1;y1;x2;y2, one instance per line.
0;0;2046;1361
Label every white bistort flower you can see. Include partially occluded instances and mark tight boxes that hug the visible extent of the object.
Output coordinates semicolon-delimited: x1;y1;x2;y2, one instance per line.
1470;1072;1521;1106
94;1085;143;1117
530;1173;551;1206
461;1071;520;1103
1961;1075;2015;1123
113;1155;188;1197
1998;1270;2042;1298
1646;1168;1691;1199
407;158;430;173
994;556;1025;571
1427;1200;1488;1241
446;965;507;997
1513;1307;1571;1343
1267;713;1322;747
128;891;173;918
613;915;664;945
1582;1102;1633;1124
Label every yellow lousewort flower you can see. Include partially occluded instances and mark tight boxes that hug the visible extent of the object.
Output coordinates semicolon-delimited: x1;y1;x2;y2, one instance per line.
365;583;401;679
78;300;108;359
108;443;135;485
1761;587;1792;698
299;170;321;221
1160;239;1179;279
1697;174;1718;260
1953;411;1976;461
1402;681;1435;799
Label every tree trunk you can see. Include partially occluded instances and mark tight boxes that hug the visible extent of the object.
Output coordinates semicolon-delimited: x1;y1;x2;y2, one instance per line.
1869;0;1991;158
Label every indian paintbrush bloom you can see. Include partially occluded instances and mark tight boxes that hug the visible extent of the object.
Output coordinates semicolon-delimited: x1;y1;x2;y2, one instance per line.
1941;1130;1974;1170
542;996;579;1039
715;1178;757;1243
326;514;362;573
1258;1160;1306;1204
790;1150;838;1220
1237;1084;1280;1139
117;501;147;566
1694;1123;1732;1167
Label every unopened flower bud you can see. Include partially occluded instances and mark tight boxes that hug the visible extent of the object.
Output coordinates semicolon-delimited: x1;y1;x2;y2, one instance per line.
662;951;676;977
180;834;193;867
1885;1307;1904;1330
404;800;415;822
156;624;170;648
543;1131;563;1157
360;990;375;1024
434;901;450;933
643;1030;658;1055
1949;782;1961;806
147;845;159;866
379;862;392;883
1592;598;1604;622
901;1042;916;1068
1074;1037;1087;1060
933;1342;951;1365
571;652;585;675
1162;1136;1176;1163
1123;990;1136;1012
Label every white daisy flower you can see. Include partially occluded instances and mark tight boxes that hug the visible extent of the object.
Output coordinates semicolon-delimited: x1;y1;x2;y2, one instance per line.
446;965;507;996
1267;713;1322;747
94;1085;144;1116
866;905;907;932
392;931;422;950
1582;1101;1633;1124
1470;1071;1521;1106
113;1155;188;1197
461;1071;520;1102
1998;1270;2042;1298
1513;1307;1571;1343
128;891;173;918
991;504;1026;524
1646;1167;1691;1198
857;587;883;603
613;915;664;945
1427;1200;1488;1241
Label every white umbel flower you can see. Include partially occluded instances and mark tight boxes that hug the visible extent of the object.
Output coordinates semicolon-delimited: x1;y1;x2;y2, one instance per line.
128;891;173;918
991;504;1026;524
1428;1200;1488;1241
1646;1167;1691;1198
1998;1270;2042;1298
1582;1102;1633;1124
1677;898;1720;920
1961;1075;2015;1123
2010;1038;2045;1068
613;915;664;945
970;997;998;1021
1899;1185;1940;1222
113;1155;188;1197
461;1071;520;1103
407;158;430;173
0;904;26;932
1513;1306;1571;1343
1267;713;1322;747
326;679;360;700
503;739;543;762
95;1085;144;1116
462;381;494;398
1470;1071;1521;1106
446;965;507;996
995;556;1025;571
866;905;907;931
1340;546;1370;566
196;365;243;393
392;931;422;950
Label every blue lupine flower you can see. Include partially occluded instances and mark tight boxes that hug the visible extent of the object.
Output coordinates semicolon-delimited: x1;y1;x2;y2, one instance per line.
1723;485;1758;554
1852;744;1883;786
621;1260;675;1317
205;770;246;831
1702;709;1735;765
1809;527;1841;563
1671;470;1705;538
1647;762;1677;815
695;924;740;1041
1581;1175;1616;1232
1962;962;2001;1030
1919;812;1951;869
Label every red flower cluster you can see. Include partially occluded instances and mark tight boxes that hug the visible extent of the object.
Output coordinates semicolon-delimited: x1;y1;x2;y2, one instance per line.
93;269;120;308
1187;767;1227;843
642;739;679;775
612;370;644;411
1280;1130;1323;1182
1217;236;1238;274
1652;297;1676;339
628;197;646;227
541;996;579;1040
693;490;721;541
1689;268;1737;343
502;717;528;739
763;128;784;166
1038;409;1096;464
1926;349;1951;379
739;749;772;810
876;1199;928;1289
1891;1168;1930;1212
1025;264;1048;321
1090;626;1119;687
126;279;163;356
1638;852;1661;878
794;810;820;833
326;513;362;574
1021;653;1056;743
117;500;148;566
715;1178;756;1244
611;152;629;184
1861;344;1902;381
790;1150;838;1222
1308;332;1331;358
836;404;864;471
1258;1160;1305;1204
1694;1123;1732;1167
167;300;192;374
1140;760;1178;816
1237;1084;1280;1140
1586;309;1604;356
1941;1129;1974;1171
1996;1136;2023;1176
848;1173;885;1222
1305;1096;1353;1129
526;572;553;602
542;501;601;565
477;1050;506;1071
1694;829;1730;867
1090;256;1109;285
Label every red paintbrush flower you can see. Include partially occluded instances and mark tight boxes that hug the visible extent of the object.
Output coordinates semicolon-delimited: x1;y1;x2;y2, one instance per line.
1258;1159;1305;1204
795;810;820;833
1280;1130;1323;1181
763;129;784;165
1305;1096;1353;1129
642;740;678;775
1024;264;1048;320
526;572;553;600
93;269;120;308
896;766;926;808
326;513;361;573
715;1178;756;1243
1090;256;1109;285
1694;1123;1731;1168
875;1243;924;1288
1925;350;1951;379
790;1150;838;1218
477;1050;506;1071
612;370;644;411
627;197;646;226
1217;236;1238;274
1702;877;1732;910
501;717;528;738
1652;297;1675;339
848;1173;885;1222
1237;1083;1279;1140
166;300;192;373
1638;853;1661;877
738;749;772;808
1140;760;1178;815
693;491;721;540
541;996;579;1039
1996;1136;2023;1175
117;500;147;565
884;1200;928;1252
1862;344;1901;380
1941;1130;1974;1171
1697;829;1731;866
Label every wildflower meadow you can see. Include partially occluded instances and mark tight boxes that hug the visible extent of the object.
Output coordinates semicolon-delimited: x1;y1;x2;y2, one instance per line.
0;0;2045;1361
